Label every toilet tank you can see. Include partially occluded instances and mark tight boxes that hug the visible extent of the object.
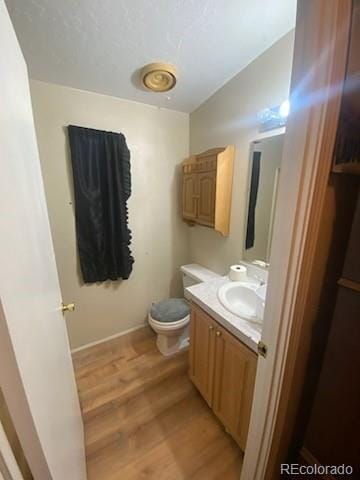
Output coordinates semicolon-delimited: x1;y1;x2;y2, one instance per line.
180;264;220;300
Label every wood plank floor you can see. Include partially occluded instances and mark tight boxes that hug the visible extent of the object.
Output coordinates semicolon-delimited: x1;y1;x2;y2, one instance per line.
72;326;242;480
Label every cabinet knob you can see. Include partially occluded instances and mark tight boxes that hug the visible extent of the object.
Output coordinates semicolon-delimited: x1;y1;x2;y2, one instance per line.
209;325;214;331
216;331;221;337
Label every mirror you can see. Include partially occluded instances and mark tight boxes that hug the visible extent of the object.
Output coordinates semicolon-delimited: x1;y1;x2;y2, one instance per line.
243;134;284;263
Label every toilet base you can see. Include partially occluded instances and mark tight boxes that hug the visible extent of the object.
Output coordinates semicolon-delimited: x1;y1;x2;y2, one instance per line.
156;324;189;357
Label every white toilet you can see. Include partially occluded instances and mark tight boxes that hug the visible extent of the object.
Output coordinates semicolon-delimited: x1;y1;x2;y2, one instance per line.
148;264;220;356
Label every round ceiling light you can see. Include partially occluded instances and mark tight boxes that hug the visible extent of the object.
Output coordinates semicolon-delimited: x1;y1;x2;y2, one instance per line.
141;62;177;92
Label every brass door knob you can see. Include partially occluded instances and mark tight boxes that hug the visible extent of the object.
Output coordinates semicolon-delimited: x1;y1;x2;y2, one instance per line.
61;302;75;313
216;331;221;337
209;325;214;331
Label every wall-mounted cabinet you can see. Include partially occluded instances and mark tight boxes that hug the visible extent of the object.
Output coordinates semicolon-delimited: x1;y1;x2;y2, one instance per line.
182;146;235;236
189;302;257;451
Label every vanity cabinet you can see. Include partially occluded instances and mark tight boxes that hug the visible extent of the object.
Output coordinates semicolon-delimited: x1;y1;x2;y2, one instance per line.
189;302;257;450
182;146;234;236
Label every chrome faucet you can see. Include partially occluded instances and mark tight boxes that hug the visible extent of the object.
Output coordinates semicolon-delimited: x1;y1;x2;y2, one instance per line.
252;259;270;269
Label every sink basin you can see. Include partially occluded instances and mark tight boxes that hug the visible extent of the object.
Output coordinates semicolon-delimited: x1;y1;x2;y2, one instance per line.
255;284;267;320
218;281;261;323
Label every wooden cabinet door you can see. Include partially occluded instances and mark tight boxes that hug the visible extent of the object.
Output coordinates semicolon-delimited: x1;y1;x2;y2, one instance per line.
197;171;216;226
212;325;257;450
182;173;198;221
189;304;216;407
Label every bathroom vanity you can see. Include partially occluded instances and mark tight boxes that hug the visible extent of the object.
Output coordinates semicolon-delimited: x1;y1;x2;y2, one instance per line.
186;266;266;451
189;301;257;451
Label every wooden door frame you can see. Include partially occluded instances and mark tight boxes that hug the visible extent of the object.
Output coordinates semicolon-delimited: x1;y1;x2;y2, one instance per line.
241;1;352;479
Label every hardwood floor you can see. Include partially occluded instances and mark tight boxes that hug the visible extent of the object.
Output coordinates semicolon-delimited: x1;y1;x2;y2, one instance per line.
72;326;242;479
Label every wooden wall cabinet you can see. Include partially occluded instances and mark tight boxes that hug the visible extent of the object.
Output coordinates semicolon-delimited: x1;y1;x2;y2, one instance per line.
189;302;257;451
182;146;235;236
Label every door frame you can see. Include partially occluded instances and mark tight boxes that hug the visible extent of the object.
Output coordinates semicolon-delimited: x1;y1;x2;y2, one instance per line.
240;1;352;479
0;419;23;480
0;300;51;479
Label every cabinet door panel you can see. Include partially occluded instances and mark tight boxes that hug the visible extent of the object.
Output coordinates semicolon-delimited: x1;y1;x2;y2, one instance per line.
213;325;257;450
189;304;215;406
197;171;216;226
182;173;197;221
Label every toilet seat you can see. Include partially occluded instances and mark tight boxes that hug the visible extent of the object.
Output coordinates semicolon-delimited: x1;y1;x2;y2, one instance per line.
148;313;190;330
150;298;189;324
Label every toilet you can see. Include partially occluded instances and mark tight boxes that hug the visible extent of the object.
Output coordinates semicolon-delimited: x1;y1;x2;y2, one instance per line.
148;264;220;356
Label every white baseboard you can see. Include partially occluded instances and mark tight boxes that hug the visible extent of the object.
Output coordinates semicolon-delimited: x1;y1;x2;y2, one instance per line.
71;322;148;354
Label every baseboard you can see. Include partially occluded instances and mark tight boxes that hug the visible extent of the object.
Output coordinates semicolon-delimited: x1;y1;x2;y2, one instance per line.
71;322;148;354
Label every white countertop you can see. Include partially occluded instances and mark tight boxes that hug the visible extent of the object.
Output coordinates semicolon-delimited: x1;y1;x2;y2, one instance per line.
186;276;262;353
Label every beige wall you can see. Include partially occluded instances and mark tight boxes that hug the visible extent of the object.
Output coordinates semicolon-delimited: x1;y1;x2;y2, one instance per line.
189;31;295;274
30;81;190;349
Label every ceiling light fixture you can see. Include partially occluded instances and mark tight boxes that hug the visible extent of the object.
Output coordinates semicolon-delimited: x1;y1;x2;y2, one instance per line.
140;62;177;93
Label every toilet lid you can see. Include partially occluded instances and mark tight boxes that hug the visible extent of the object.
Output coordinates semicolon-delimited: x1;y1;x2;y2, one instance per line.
150;298;189;323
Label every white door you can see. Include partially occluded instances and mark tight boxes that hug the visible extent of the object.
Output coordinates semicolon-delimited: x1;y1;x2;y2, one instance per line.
0;2;86;479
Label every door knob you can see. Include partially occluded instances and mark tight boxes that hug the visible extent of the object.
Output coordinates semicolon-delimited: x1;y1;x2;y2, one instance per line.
61;302;75;313
216;331;221;337
209;325;214;331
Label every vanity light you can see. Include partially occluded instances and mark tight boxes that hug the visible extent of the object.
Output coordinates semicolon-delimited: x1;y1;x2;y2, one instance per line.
258;99;290;132
279;99;290;118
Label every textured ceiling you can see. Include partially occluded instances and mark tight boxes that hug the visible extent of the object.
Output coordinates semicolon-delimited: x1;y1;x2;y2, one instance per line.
6;0;296;113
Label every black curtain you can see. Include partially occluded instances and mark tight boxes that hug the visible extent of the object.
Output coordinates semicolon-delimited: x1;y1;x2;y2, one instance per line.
68;125;134;283
245;151;261;250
